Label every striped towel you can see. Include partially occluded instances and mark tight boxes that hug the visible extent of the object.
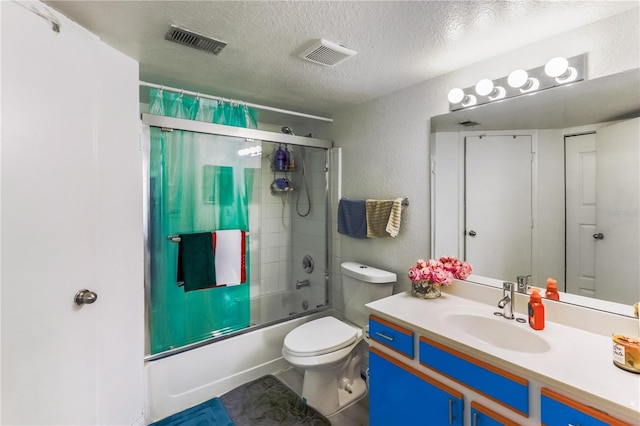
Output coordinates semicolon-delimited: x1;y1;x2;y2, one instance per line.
366;200;394;237
385;198;404;237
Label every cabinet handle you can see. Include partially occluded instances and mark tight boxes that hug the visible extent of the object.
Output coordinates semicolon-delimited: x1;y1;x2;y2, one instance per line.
448;399;454;425
375;332;394;342
472;412;478;426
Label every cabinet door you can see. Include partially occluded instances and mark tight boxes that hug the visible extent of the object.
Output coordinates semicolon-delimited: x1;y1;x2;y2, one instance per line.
470;401;520;426
370;347;463;426
541;388;629;426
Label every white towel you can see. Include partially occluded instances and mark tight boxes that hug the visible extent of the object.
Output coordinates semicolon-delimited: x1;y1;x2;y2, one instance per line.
213;230;247;286
385;198;404;237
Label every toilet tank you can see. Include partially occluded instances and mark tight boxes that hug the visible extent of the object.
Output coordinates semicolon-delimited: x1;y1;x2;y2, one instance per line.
341;262;396;327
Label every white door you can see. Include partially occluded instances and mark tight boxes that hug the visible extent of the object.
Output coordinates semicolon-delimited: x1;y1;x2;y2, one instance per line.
465;135;533;282
565;133;597;297
2;3;98;423
1;3;143;424
595;118;640;303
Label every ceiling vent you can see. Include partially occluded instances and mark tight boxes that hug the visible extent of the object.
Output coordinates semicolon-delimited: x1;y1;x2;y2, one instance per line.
165;25;227;55
298;39;357;67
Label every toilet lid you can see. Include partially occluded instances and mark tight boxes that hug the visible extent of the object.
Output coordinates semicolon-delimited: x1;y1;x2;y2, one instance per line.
284;317;358;357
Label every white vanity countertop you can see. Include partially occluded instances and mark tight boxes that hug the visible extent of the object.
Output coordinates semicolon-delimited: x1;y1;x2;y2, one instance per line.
366;291;640;421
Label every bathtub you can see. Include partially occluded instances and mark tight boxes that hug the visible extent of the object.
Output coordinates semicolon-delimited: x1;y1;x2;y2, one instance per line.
144;304;331;423
252;290;322;325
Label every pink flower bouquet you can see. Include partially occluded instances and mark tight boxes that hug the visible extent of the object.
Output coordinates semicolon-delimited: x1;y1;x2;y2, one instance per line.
408;256;472;287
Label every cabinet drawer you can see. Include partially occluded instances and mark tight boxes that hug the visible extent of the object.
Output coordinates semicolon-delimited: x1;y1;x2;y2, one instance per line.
419;336;529;417
369;315;414;359
541;388;630;426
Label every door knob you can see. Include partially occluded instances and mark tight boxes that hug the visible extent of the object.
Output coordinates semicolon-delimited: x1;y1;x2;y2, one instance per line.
468;230;477;237
593;233;604;240
74;289;98;305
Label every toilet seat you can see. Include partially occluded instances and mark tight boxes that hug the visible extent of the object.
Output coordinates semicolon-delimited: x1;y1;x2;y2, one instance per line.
283;317;359;357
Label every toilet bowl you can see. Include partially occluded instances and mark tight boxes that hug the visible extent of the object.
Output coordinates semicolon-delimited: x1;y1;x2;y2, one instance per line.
282;262;396;416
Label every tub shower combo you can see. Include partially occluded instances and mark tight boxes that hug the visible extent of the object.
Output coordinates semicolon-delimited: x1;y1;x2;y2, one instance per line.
143;112;333;359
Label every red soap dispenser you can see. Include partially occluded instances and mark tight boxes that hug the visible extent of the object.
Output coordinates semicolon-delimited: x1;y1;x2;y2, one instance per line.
528;288;545;330
545;278;560;301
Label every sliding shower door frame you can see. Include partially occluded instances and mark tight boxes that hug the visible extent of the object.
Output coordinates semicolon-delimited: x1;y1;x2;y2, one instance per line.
141;113;333;361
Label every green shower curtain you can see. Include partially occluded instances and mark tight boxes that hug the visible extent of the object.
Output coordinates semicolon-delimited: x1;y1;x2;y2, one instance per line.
148;89;259;354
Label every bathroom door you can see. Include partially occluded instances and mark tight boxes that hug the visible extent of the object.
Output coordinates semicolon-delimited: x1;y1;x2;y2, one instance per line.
465;135;533;282
2;3;143;425
565;133;597;297
595;118;640;303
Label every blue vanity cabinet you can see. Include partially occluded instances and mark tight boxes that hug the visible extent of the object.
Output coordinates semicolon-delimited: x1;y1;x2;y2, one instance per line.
470;402;520;426
541;388;630;426
419;336;529;418
369;346;464;426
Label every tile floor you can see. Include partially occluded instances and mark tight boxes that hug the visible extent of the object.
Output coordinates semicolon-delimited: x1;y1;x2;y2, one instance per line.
275;367;369;426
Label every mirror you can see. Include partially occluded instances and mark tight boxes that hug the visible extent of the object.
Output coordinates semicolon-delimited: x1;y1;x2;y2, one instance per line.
430;69;640;317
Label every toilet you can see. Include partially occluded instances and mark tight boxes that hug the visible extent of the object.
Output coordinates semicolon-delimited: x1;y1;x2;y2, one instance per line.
282;261;396;416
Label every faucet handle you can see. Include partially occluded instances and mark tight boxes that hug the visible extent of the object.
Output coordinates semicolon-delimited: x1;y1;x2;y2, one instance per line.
503;281;514;291
516;275;531;294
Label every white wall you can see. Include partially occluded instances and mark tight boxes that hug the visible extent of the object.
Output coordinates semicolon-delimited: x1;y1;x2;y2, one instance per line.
333;10;640;294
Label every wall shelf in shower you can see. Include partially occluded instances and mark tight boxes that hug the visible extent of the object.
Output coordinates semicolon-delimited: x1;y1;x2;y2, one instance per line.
270;187;295;195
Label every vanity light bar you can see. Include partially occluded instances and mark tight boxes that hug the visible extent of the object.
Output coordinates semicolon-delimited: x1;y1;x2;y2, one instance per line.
447;54;585;111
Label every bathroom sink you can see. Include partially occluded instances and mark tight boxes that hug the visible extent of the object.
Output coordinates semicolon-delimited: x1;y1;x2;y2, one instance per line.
442;310;551;353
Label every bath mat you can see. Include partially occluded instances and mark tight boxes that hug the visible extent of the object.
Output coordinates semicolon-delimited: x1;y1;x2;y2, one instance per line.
220;374;331;426
150;397;233;426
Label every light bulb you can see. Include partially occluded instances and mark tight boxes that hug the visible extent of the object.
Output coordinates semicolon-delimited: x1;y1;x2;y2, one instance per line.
488;86;506;101
448;88;465;104
508;70;529;88
461;94;477;107
545;57;569;78
508;69;540;92
555;67;577;84
475;79;494;96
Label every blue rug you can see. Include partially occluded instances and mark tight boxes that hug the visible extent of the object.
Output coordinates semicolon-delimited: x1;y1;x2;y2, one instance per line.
150;397;233;426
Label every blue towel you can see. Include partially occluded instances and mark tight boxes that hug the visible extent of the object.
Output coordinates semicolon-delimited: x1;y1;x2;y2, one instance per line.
337;199;368;239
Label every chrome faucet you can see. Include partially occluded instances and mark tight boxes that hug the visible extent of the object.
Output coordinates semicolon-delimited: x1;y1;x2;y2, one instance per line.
295;279;310;290
498;282;515;319
516;275;531;294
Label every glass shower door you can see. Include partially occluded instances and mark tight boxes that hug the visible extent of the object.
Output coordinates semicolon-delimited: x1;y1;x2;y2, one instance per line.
148;126;261;354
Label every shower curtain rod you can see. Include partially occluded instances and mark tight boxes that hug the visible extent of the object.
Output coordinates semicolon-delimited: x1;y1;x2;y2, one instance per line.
139;81;333;123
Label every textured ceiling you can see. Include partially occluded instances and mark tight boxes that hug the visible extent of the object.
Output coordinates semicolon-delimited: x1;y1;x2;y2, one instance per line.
45;1;639;118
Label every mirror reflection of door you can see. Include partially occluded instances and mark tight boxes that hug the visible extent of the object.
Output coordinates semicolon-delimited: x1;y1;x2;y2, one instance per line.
565;133;597;297
565;117;640;304
595;118;639;303
465;135;533;282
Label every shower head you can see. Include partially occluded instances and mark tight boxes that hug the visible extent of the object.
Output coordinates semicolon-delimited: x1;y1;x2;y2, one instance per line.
281;126;295;135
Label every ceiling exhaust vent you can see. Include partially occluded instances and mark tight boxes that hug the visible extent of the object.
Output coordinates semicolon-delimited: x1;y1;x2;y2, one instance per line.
298;39;357;67
165;25;227;55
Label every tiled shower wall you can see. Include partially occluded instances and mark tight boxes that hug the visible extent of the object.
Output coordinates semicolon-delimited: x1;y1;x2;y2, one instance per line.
249;142;342;320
